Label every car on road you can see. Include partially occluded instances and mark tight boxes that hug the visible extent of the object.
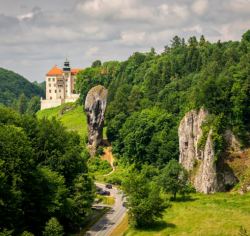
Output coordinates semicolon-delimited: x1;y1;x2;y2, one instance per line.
105;184;112;189
99;190;110;196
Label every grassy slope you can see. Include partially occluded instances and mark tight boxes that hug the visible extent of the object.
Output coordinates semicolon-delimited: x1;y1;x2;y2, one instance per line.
125;192;250;236
37;103;87;138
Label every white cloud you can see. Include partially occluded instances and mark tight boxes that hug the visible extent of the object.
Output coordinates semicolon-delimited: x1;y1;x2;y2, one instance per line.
228;0;250;13
0;0;250;82
171;5;189;20
184;25;203;34
191;0;208;15
86;47;99;57
120;31;146;46
18;12;34;21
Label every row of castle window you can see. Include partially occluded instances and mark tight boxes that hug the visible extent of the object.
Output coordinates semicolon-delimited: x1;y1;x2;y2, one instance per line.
50;96;62;100
48;89;68;93
48;84;68;87
48;78;73;82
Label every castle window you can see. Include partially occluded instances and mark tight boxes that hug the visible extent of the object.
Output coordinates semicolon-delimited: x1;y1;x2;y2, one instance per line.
49;84;51;87
53;78;55;81
50;97;52;100
49;90;51;93
59;89;61;92
48;78;51;81
55;90;57;93
66;90;68;93
59;96;61;99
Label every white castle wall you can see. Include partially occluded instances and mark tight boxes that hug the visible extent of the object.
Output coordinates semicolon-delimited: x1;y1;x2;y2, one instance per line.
40;99;63;110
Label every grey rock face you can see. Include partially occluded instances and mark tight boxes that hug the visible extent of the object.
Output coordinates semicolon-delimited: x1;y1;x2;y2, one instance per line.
85;85;108;156
179;108;238;193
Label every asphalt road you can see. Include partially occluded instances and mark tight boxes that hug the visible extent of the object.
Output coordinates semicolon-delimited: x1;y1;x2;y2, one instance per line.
85;182;127;236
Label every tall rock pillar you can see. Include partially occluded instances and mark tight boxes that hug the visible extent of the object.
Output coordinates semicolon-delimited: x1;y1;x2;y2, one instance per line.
85;85;108;156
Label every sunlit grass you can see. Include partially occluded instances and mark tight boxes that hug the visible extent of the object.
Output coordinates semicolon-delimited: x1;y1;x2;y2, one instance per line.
36;103;87;139
125;192;250;236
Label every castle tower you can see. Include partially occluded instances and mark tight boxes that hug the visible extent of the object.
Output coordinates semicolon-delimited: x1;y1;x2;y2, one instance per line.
63;59;72;97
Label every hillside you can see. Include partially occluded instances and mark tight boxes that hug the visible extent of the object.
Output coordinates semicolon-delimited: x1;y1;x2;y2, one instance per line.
0;67;44;106
36;103;87;138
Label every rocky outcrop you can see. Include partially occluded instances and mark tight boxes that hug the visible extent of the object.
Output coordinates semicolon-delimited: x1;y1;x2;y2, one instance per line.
85;85;108;156
179;108;238;193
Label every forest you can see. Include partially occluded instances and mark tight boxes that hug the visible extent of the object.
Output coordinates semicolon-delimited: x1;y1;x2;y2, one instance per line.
0;68;45;115
0;106;94;235
77;30;250;168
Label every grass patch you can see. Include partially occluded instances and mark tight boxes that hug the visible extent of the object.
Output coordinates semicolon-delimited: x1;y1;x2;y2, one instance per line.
125;192;250;236
110;214;129;236
96;195;115;205
37;103;87;139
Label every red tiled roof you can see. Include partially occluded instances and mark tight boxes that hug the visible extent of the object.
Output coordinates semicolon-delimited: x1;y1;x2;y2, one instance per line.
71;68;82;75
46;65;63;76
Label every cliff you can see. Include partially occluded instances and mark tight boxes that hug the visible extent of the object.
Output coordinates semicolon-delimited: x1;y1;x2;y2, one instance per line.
85;85;108;156
179;109;238;193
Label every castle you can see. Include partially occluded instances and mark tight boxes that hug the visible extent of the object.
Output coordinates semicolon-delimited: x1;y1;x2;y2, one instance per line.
41;60;81;110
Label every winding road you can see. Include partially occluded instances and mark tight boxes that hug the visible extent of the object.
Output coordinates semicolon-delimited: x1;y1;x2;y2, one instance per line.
85;182;126;236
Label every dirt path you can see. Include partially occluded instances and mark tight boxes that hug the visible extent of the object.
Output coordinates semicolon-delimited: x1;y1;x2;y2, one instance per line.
101;147;115;176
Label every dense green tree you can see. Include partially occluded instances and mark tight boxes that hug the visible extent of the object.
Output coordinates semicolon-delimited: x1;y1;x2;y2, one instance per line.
91;60;102;67
17;93;28;114
26;96;41;115
43;218;63;236
159;160;191;200
123;167;167;228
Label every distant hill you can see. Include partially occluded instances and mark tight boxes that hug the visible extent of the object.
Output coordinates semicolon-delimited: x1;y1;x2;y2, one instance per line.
0;67;45;106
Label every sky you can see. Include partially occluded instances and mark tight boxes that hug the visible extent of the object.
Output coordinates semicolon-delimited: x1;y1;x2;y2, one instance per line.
0;0;250;82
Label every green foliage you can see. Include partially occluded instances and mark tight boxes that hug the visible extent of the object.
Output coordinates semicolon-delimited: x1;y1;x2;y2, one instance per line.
75;61;119;103
21;231;34;236
43;218;64;236
0;106;94;235
88;157;112;175
26;96;41;115
91;60;102;67
96;30;250;167
17;93;28;114
0;67;44;107
159;160;192;200
113;108;178;167
123;166;168;228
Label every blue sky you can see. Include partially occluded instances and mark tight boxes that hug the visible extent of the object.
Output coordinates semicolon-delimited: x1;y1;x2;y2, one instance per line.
0;0;250;82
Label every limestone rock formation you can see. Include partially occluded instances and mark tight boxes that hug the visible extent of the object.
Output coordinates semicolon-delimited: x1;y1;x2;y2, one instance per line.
85;85;108;156
179;108;238;193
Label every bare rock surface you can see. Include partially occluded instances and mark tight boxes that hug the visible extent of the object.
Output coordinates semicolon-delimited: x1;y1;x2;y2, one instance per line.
179;108;238;193
85;85;108;156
